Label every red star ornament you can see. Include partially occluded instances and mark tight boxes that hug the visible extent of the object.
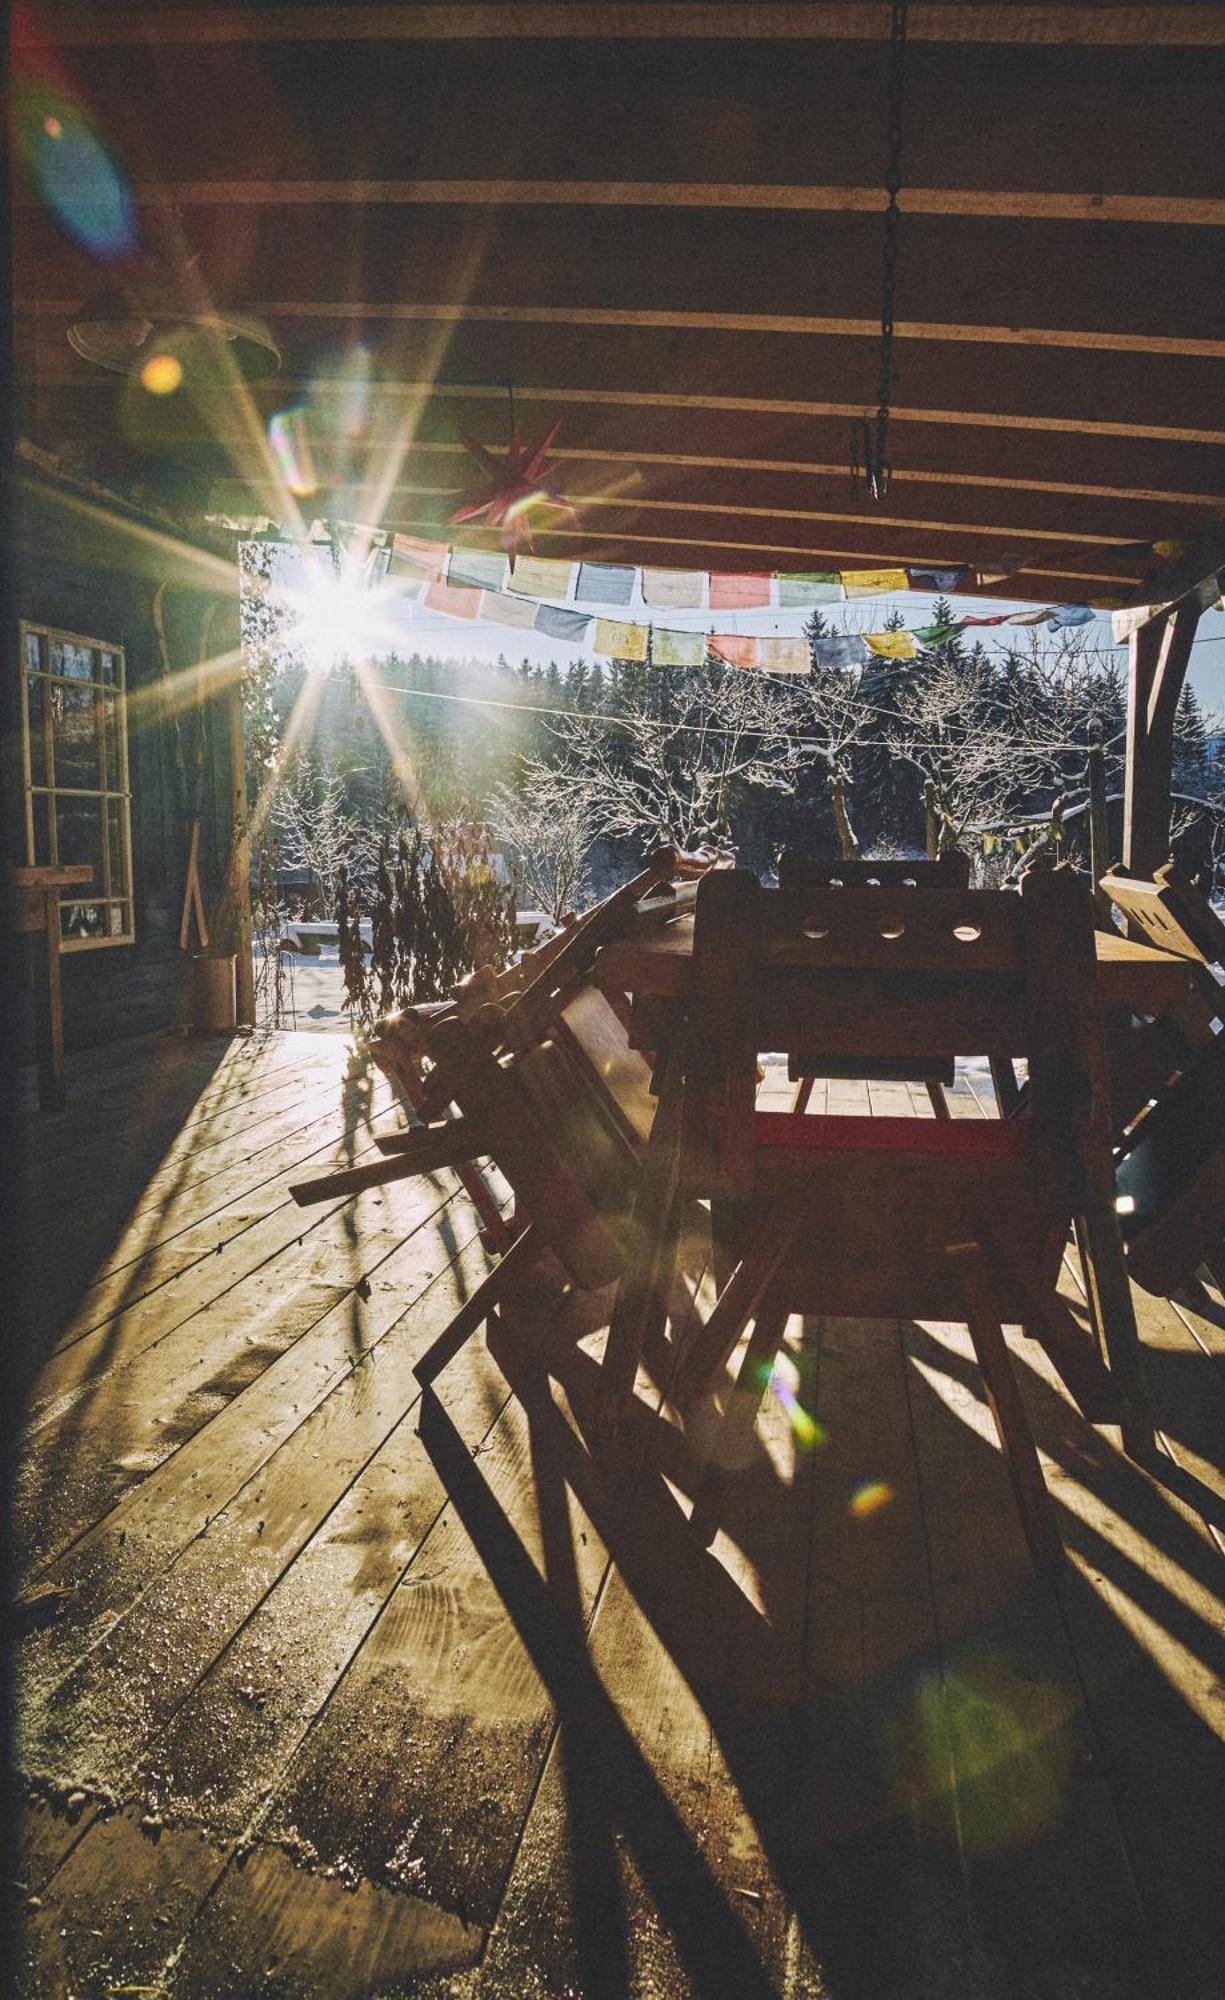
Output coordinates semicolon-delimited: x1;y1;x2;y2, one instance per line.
448;417;576;563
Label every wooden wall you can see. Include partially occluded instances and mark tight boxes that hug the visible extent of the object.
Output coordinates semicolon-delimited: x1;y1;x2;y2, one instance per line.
7;470;239;1052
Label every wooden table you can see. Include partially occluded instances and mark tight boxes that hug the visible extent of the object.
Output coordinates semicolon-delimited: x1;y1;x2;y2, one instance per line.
596;914;1192;1016
13;863;94;1112
596;908;1186;1447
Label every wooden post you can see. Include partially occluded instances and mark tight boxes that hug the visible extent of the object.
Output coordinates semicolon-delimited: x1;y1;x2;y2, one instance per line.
923;778;939;860
12;864;93;1111
1122;596;1202;879
224;674;255;1026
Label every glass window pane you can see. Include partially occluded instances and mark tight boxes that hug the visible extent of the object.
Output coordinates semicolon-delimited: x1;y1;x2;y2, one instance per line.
62;902;106;941
51;684;102;791
51;638;96;681
98;652;117;685
55;795;102;882
24;629;43;672
26;675;47;786
108;903;127;936
30;793;51;866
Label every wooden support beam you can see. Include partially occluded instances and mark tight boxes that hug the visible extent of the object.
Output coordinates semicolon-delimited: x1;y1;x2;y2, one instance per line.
81;179;1225;229
20;6;1225;50
1122;597;1203;879
223;678;255;1028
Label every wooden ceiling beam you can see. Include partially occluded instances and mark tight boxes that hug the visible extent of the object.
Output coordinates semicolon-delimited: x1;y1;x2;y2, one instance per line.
23;6;1225;49
22;297;1223;364
17;209;1221;347
203;450;1225;519
43;40;1225;205
24;372;1222;449
354;512;1135;587
98;179;1225;229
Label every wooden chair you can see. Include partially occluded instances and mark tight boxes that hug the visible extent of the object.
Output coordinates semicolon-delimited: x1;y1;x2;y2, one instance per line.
776;851;970;1118
1095;863;1224;1119
668;867;1137;1570
290;848;719;1244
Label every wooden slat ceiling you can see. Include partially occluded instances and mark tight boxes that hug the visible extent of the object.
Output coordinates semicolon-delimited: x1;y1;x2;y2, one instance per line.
12;2;1225;603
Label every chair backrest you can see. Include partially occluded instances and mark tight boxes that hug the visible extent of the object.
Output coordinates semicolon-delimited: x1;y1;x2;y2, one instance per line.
428;1005;643;1288
684;866;1109;1199
778;851;970;892
1100;861;1225;974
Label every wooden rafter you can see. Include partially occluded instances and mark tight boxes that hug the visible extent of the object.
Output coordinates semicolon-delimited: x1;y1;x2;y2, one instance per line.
20;5;1225;48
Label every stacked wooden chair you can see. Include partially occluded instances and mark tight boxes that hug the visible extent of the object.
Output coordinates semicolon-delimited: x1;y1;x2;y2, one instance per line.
1099;863;1225;1296
662;866;1132;1570
777;851;970;1117
289;847;724;1375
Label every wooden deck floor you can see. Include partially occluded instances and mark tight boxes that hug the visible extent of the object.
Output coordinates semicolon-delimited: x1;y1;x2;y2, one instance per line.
14;1028;1225;1999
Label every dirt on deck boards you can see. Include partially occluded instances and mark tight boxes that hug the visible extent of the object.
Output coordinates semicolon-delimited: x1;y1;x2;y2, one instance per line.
14;1030;1225;1998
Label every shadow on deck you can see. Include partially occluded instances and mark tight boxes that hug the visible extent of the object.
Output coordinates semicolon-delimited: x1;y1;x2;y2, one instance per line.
13;1033;1225;1998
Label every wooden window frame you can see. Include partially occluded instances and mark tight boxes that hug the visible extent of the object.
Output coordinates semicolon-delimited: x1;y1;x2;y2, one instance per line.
19;619;135;951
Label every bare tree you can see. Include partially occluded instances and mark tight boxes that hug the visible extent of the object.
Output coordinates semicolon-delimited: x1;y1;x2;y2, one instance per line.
886;631;1123;865
548;661;814;850
269;756;384;910
488;763;596;921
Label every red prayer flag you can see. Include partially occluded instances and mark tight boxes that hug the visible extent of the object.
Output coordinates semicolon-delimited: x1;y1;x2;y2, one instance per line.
425;580;481;620
708;634;760;670
709;572;772;610
957;613;1011;628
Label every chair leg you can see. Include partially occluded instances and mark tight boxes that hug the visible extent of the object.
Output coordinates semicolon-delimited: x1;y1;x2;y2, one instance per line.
676;1196;805;1407
947;1242;1063;1572
791;1074;815;1114
926;1079;951;1119
990;1057;1021;1118
598;1039;685;1434
689;1303;789;1547
412;1224;539;1386
1073;1207;1152;1456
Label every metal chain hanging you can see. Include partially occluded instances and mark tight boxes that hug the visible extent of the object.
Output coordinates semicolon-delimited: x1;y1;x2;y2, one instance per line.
851;0;909;501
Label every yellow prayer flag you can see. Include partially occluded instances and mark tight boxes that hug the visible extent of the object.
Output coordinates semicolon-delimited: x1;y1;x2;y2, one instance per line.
864;630;917;660
507;556;575;600
593;618;649;661
843;568;910;599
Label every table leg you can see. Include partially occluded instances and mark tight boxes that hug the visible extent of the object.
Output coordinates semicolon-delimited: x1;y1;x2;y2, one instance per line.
34;888;66;1114
1074;1207;1152;1455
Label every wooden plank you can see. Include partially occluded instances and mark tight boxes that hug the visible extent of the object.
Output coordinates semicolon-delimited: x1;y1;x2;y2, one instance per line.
168;1324;609;1991
481;1323;811;1995
15;34;1224;211
1008;1309;1225;1994
21;1116;406;1432
20;1210;504;1792
20;1253;515;1999
24;6;1225;49
902;1313;1159;1991
17;1190;501;1707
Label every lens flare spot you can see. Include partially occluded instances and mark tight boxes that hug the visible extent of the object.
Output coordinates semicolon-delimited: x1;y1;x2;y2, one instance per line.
895;1654;1075;1854
17;87;137;262
269;408;318;498
140;352;183;396
849;1477;893;1519
767;1366;825;1450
